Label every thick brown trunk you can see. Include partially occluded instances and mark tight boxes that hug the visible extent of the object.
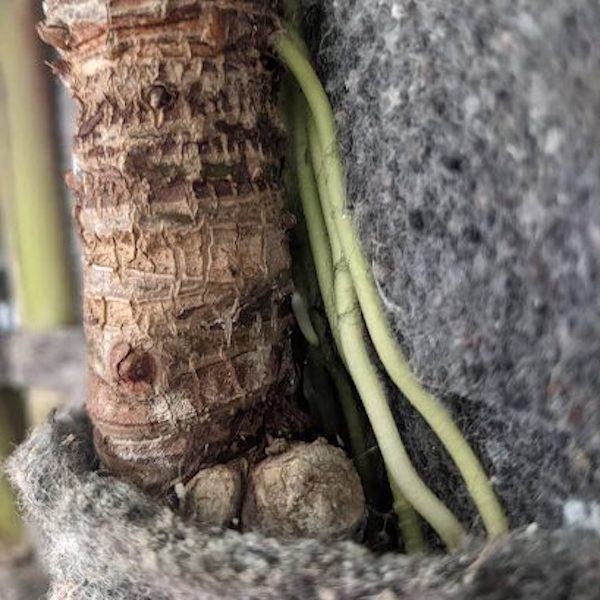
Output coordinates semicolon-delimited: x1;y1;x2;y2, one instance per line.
40;1;365;540
41;0;301;492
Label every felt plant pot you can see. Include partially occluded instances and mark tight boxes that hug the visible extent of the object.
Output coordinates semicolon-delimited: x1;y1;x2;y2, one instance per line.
7;411;600;599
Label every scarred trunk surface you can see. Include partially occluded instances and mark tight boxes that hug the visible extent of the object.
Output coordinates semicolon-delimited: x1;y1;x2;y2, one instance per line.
41;0;302;492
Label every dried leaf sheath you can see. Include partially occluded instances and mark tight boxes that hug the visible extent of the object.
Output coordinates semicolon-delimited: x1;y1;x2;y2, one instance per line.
40;0;301;491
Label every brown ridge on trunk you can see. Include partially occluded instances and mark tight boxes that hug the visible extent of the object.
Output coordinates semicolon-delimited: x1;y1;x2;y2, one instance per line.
40;0;305;492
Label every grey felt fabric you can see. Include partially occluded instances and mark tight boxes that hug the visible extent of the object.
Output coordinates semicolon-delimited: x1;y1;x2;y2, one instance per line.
301;0;600;530
7;411;600;600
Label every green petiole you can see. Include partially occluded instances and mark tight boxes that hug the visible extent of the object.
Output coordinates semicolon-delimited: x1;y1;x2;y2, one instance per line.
277;27;508;544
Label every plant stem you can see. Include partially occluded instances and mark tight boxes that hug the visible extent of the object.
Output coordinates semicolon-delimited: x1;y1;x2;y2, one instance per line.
0;0;76;330
291;291;319;347
292;91;431;548
1;0;78;431
0;388;26;546
307;117;344;266
309;119;427;551
389;475;425;554
293;102;340;347
333;251;464;550
275;30;508;540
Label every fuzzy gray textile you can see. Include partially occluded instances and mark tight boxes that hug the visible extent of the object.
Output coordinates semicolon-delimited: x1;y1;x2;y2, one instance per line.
7;411;600;600
301;0;600;530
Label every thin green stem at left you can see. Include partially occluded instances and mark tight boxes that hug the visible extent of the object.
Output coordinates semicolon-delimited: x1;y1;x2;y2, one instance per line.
0;0;76;330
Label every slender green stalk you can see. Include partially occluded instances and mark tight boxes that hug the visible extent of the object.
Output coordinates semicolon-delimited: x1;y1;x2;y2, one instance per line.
304;100;435;549
293;93;430;549
287;79;365;483
291;292;320;347
0;0;76;330
0;388;26;546
292;93;368;482
321;336;427;553
275;30;508;539
389;475;425;554
307;117;344;266
334;255;464;550
1;0;78;428
314;113;425;547
293;103;340;346
310;314;378;498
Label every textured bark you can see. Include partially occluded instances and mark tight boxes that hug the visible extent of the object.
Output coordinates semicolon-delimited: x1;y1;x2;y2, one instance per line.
40;0;305;493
